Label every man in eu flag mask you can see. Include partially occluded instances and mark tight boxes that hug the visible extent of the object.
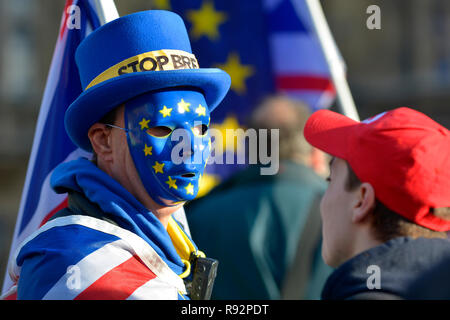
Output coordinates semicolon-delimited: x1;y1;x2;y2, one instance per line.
10;10;230;300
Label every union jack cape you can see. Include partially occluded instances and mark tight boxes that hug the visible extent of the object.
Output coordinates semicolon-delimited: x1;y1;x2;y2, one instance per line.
2;0;349;300
4;157;199;300
10;215;187;300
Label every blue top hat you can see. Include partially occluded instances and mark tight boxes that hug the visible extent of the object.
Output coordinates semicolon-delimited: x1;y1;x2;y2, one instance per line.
65;10;231;151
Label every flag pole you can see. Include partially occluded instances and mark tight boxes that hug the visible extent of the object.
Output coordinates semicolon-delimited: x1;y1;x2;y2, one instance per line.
304;0;360;121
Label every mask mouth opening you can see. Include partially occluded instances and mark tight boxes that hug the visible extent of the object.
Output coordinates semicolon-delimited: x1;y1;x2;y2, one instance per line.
181;173;196;178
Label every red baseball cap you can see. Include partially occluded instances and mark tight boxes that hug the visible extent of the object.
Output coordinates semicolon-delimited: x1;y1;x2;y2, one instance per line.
304;107;450;231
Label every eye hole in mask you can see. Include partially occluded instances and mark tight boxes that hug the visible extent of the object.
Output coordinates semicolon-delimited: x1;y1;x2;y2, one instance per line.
147;126;174;138
192;124;208;137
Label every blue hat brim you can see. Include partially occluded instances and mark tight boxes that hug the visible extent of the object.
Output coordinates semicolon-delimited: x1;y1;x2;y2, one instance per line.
65;68;231;151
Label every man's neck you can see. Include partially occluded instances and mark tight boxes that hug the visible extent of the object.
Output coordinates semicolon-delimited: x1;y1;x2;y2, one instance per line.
148;203;183;229
351;227;383;260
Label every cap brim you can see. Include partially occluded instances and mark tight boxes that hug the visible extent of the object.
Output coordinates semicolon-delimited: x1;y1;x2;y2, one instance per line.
65;68;231;151
303;109;360;160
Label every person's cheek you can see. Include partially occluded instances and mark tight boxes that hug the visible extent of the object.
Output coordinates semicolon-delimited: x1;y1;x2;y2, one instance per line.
319;188;336;264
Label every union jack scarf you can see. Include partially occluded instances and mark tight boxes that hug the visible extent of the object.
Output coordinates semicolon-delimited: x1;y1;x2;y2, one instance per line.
4;158;201;300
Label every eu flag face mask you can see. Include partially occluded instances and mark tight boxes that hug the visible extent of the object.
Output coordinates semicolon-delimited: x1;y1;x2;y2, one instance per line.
125;88;211;205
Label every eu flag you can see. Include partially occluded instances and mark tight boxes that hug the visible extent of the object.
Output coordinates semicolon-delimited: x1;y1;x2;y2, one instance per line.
164;0;335;194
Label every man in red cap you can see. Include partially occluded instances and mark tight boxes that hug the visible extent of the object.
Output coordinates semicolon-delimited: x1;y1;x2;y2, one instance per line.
303;107;450;300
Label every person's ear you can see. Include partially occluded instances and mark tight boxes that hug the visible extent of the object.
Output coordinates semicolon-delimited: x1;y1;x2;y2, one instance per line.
88;124;113;162
352;182;376;223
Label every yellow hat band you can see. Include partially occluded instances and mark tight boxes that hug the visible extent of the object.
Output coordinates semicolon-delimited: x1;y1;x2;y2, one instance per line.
85;49;199;90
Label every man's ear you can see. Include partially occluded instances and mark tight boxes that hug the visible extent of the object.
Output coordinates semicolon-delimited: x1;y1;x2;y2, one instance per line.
352;182;376;223
88;123;113;162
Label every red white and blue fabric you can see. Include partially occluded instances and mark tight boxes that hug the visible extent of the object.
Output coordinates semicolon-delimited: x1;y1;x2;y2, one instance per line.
266;0;336;110
168;0;337;182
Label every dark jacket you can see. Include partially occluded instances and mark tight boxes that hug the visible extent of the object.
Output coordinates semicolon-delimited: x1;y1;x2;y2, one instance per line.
321;237;450;300
406;254;450;300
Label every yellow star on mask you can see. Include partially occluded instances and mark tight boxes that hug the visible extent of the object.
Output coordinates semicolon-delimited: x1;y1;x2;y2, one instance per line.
195;104;207;117
185;183;194;195
159;105;172;118
177;99;191;113
139;118;150;130
152;161;165;174
215;52;254;95
166;176;178;189
143;144;153;156
186;1;227;41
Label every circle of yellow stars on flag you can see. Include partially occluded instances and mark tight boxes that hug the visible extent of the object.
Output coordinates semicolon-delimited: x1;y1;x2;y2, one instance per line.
195;104;206;116
139;118;150;130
